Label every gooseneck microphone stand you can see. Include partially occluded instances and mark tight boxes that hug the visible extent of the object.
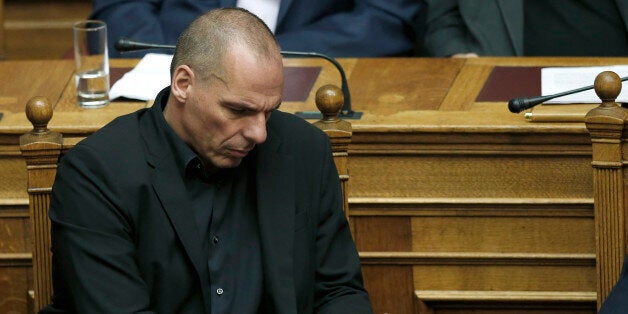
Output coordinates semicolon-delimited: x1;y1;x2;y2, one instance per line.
508;76;628;114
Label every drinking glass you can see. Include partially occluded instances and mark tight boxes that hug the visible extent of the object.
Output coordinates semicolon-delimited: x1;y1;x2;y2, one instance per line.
73;20;110;108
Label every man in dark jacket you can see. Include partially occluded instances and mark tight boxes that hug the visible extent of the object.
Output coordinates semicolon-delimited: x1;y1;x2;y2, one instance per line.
45;8;372;313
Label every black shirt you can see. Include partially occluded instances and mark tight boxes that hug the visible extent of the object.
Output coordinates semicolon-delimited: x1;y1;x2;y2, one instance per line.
524;0;628;56
155;90;263;313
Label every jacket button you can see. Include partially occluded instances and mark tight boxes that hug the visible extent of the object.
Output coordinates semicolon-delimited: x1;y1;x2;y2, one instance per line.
216;288;224;295
213;236;219;244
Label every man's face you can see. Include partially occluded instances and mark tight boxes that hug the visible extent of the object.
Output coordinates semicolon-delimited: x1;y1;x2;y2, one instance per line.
179;49;283;169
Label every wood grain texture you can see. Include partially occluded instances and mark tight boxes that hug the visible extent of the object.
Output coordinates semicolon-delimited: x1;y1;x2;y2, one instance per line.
349;154;593;198
0;0;4;59
362;265;415;314
353;216;412;251
0;262;32;314
413;264;594;292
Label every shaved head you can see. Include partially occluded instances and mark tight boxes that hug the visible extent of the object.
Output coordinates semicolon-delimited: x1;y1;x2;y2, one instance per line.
170;8;282;82
164;8;284;169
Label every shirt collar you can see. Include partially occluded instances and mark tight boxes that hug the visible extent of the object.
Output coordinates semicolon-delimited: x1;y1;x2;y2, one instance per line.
153;87;201;180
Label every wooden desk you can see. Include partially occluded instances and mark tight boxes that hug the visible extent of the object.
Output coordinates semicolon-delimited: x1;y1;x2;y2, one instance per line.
2;57;625;313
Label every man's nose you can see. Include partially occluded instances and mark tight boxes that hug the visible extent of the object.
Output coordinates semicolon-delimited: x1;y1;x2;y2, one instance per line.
244;114;268;144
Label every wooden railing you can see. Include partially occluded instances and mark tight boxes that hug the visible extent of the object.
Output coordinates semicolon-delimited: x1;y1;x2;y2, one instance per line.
584;70;627;309
19;96;62;311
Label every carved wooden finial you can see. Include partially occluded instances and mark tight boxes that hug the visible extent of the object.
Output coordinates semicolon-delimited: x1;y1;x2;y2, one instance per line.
315;84;344;122
25;96;53;133
594;71;622;106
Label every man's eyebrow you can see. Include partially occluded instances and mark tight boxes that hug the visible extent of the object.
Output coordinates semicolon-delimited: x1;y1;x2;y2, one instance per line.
224;101;281;112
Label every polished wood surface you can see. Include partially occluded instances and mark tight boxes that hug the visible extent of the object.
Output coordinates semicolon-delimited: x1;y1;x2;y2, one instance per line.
3;56;627;313
3;0;91;60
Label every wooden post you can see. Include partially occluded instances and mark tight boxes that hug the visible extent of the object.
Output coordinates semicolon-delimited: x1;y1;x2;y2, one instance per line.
19;97;62;312
585;71;627;309
313;84;352;229
0;0;4;60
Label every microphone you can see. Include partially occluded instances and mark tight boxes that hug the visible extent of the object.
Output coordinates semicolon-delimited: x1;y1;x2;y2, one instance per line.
114;37;361;119
508;76;628;113
114;38;175;52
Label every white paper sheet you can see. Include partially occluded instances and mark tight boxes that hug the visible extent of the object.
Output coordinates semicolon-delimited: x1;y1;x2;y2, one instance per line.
109;53;173;101
542;65;628;103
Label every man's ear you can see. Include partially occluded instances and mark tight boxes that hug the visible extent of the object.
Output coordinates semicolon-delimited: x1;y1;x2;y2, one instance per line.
170;65;195;103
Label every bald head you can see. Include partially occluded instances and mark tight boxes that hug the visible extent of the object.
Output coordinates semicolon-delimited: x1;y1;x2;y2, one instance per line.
170;8;282;82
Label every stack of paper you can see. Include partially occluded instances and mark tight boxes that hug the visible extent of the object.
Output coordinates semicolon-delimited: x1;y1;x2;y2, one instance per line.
109;53;173;101
542;65;628;103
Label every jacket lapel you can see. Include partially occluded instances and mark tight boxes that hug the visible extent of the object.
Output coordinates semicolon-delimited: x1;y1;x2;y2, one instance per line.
151;161;207;276
140;104;208;289
276;0;294;30
496;0;524;56
616;0;628;34
220;0;237;7
256;127;297;313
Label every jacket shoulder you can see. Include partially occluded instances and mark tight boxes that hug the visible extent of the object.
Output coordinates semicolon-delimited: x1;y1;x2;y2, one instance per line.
71;109;147;155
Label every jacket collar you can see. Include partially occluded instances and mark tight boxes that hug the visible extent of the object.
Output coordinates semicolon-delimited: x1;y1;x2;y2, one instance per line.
616;0;628;33
140;88;211;298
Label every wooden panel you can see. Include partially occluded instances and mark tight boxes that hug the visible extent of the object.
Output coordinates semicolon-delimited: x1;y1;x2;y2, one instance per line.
353;216;412;251
0;201;31;313
413;264;595;292
362;265;414;314
353;198;596;312
349;154;593;199
411;216;594;254
350;197;593;217
0;254;31;314
0;215;29;253
0;157;28;201
0;0;5;59
416;290;596;314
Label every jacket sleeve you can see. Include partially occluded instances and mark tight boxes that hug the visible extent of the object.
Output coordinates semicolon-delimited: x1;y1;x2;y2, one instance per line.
90;0;213;58
422;0;477;57
47;143;156;313
276;0;423;57
314;139;373;314
90;0;168;58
